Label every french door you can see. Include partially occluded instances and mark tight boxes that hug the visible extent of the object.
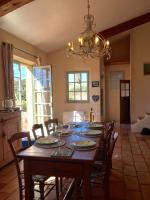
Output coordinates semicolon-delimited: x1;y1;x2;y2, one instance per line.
33;66;53;124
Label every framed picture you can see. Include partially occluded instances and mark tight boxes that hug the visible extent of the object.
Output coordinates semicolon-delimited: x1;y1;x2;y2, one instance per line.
144;63;150;75
92;81;99;87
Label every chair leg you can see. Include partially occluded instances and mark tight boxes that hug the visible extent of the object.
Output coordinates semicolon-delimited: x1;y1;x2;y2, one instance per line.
60;177;63;192
75;178;81;199
39;181;45;200
56;177;59;200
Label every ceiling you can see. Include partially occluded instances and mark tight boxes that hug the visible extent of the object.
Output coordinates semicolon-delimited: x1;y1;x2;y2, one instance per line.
0;0;150;53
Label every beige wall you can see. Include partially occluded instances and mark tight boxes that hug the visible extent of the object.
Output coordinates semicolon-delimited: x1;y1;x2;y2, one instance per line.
48;48;100;122
105;64;130;122
130;22;150;121
0;28;48;99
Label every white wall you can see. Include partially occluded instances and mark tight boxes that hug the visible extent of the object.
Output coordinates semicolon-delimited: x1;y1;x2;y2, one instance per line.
130;22;150;122
48;48;101;122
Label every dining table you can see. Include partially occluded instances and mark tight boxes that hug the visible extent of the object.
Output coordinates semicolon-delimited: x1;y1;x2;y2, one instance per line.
17;122;103;200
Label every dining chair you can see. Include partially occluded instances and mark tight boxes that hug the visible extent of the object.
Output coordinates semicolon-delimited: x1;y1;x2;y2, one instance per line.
44;118;64;191
8;131;59;200
44;118;58;135
95;121;115;163
91;131;119;200
32;123;45;140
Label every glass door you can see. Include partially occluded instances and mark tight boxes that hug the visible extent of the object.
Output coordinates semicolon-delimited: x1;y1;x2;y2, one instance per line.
33;66;53;124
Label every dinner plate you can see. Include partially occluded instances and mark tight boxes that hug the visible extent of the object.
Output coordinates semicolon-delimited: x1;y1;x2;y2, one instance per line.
60;129;72;136
82;130;102;136
36;137;59;145
89;123;104;129
71;140;96;149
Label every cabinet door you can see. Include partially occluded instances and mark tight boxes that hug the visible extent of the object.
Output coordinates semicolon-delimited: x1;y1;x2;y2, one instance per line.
3;116;21;163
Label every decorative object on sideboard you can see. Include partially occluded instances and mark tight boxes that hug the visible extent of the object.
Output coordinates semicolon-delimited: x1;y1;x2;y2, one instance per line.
66;0;111;59
92;95;100;102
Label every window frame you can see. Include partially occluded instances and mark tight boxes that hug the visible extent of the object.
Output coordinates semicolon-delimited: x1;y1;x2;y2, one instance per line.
66;71;89;103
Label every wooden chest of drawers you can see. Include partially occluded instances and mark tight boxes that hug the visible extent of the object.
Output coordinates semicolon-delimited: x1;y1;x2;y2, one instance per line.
0;111;21;168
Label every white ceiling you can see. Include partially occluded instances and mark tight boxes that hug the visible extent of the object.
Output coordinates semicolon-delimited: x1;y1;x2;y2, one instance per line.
0;0;150;53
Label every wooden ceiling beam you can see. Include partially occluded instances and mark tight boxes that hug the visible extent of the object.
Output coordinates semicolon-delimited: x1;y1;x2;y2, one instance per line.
0;0;34;17
99;12;150;38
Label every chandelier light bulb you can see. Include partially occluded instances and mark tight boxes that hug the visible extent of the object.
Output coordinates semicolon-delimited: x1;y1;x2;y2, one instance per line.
106;40;110;46
95;36;99;44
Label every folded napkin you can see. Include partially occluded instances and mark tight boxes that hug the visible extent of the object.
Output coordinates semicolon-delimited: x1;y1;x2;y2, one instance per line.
51;147;74;157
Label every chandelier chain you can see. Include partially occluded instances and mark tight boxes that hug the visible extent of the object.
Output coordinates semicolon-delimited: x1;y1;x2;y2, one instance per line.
87;0;90;16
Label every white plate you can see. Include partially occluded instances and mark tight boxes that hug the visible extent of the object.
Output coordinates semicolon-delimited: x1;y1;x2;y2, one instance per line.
36;137;59;145
83;130;102;136
71;140;96;149
57;129;72;136
89;123;104;129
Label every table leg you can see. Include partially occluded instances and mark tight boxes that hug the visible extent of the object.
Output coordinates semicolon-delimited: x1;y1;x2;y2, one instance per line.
24;160;34;200
83;167;92;200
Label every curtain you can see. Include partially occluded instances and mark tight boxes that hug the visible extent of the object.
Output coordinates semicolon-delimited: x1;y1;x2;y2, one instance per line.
1;42;14;99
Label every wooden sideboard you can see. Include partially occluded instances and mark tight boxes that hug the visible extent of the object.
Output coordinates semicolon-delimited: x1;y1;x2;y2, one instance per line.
0;111;21;168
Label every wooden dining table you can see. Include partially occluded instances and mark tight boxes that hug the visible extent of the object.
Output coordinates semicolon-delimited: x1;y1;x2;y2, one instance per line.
17;124;102;200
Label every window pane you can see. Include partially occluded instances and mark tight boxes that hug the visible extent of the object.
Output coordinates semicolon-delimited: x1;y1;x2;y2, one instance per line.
43;105;51;115
43;92;50;103
34;80;43;91
35;92;42;103
69;92;74;100
69;83;74;91
75;92;81;100
81;73;87;82
82;92;88;100
75;83;80;91
75;73;80;82
67;71;89;102
68;73;74;82
21;66;26;79
13;63;20;78
81;83;87;91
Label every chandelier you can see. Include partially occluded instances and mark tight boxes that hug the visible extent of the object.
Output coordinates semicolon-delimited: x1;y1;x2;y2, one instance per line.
67;0;111;59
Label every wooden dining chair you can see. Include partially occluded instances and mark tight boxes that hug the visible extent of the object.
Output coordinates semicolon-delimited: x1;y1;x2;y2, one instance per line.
91;131;119;200
32;123;45;140
8;131;59;200
44;118;58;135
95;121;115;163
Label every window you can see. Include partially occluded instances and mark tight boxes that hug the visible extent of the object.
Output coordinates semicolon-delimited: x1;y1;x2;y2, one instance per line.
67;71;89;102
13;62;27;111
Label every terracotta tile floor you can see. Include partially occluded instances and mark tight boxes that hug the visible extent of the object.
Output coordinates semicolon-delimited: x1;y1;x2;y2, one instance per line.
1;125;150;200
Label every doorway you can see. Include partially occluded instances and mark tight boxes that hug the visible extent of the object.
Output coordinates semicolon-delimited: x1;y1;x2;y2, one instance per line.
13;62;53;131
120;80;130;124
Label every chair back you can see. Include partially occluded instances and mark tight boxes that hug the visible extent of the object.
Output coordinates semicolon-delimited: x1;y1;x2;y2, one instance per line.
32;123;45;140
44;118;58;135
106;132;118;170
8;132;32;200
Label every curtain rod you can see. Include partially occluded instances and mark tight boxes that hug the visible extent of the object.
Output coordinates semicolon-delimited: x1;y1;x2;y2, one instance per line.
2;42;39;59
14;47;39;59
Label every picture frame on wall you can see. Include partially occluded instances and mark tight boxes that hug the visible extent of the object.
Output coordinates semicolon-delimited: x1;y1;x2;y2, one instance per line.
144;63;150;75
92;81;99;87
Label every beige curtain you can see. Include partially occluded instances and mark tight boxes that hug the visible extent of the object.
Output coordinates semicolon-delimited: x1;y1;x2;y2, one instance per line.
1;42;14;99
